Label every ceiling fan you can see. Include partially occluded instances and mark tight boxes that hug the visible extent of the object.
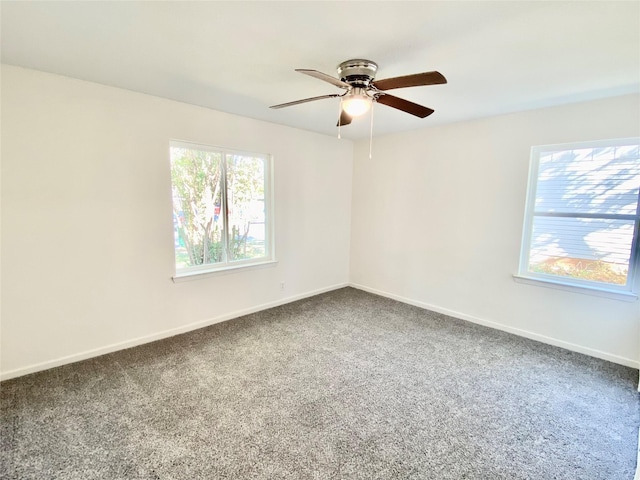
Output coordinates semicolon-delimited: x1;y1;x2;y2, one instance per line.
270;59;447;126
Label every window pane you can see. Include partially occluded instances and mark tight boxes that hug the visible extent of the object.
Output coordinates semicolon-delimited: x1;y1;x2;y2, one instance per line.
535;146;640;216
529;216;634;285
171;147;224;269
226;154;266;262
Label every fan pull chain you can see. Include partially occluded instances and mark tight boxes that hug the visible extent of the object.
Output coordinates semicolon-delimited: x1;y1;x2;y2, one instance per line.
338;98;343;139
369;101;375;159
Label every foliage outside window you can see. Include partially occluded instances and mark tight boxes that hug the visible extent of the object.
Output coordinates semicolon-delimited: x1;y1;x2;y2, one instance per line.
170;141;273;276
518;138;640;296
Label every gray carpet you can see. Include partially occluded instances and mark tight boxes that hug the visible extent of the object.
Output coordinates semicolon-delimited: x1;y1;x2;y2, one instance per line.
1;287;638;479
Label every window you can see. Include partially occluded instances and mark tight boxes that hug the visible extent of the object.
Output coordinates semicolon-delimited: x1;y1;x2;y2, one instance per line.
170;141;273;277
517;137;640;297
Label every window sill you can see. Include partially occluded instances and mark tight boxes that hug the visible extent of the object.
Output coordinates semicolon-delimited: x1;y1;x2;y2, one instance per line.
172;259;278;282
512;274;638;302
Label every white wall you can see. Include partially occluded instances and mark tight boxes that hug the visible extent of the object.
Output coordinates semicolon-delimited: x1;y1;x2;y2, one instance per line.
1;65;353;379
2;65;638;380
350;94;640;367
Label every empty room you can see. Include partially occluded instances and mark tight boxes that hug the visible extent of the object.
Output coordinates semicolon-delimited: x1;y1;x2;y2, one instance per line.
1;1;639;479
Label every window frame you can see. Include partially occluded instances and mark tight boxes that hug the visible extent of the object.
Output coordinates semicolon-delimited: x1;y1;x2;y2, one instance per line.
516;137;640;300
170;140;275;280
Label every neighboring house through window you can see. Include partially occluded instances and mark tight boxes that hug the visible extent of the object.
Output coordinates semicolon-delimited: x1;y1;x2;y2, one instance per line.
517;137;640;298
170;141;273;278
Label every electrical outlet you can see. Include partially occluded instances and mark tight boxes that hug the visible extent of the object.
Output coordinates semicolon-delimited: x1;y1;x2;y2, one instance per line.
280;281;285;291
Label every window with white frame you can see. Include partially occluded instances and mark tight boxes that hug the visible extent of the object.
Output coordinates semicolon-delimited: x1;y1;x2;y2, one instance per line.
170;141;273;276
517;137;640;297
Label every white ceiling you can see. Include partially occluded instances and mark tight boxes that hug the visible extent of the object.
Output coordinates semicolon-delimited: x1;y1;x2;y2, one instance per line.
2;1;639;140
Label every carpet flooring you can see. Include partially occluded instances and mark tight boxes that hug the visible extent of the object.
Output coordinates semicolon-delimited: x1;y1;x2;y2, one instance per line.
1;287;638;479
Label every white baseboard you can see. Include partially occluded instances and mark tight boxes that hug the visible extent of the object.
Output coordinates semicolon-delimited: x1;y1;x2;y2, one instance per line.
349;282;640;370
3;281;637;381
0;282;349;381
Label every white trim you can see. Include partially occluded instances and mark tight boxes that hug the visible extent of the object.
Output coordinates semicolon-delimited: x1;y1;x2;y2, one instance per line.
517;136;640;296
349;282;640;369
3;280;636;380
512;274;638;302
534;136;640;153
172;259;278;282
169;140;275;278
0;282;348;381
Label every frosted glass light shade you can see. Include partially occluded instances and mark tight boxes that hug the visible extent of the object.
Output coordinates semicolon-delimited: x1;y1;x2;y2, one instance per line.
342;94;371;117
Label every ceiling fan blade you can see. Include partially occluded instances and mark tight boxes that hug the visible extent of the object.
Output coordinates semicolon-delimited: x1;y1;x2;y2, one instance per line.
373;71;447;91
375;94;434;118
270;94;340;109
296;69;351;89
337;109;352;127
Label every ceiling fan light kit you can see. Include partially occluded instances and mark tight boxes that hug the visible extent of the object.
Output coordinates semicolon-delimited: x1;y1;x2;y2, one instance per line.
270;58;447;127
342;88;372;117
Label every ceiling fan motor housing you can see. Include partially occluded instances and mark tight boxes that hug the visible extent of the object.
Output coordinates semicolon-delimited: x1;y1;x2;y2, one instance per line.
337;59;378;88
